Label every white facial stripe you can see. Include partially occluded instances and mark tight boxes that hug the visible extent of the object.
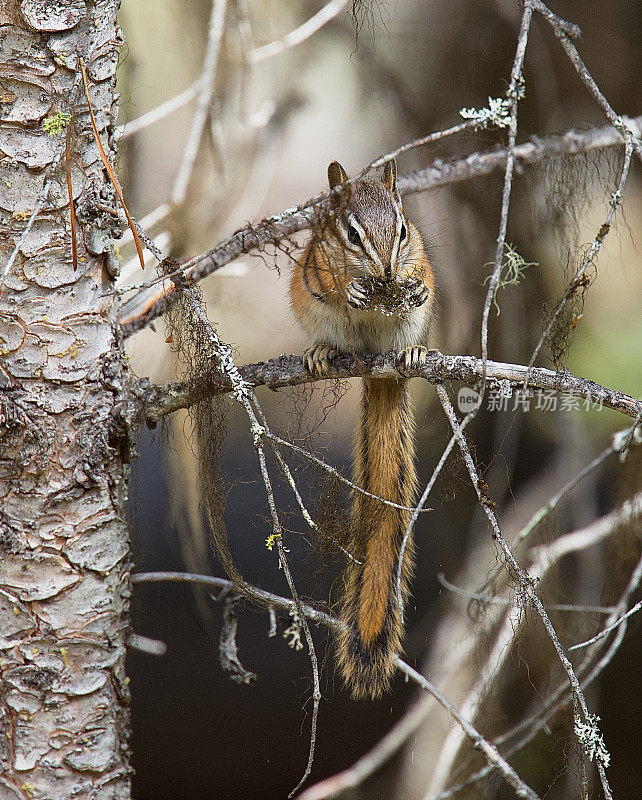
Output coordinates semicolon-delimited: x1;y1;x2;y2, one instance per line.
390;209;404;268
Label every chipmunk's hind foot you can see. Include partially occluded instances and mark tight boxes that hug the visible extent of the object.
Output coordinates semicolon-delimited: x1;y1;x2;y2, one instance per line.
304;344;339;377
397;345;428;374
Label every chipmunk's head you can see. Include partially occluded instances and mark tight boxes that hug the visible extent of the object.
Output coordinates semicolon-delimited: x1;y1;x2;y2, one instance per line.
327;159;409;281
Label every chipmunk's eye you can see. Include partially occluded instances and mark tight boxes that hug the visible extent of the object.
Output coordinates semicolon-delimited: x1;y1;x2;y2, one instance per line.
347;224;362;247
400;223;407;241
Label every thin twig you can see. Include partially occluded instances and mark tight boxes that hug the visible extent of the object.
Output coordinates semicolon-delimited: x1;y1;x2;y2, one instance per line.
569;599;642;651
529;488;642;579
254;418;320;796
480;1;532;370
127;633;167;656
395;660;541;800
396;424;464;617
256;407;363;564
170;0;228;207
516;415;642;546
474;414;642;598
131;570;336;625
218;596;257;683
249;0;348;63
529;0;582;39
436;553;642;799
437;573;614;615
295;428;640;798
357;120;477;177
266;431;431;514
297;694;438;800
175;285;320;795
532;0;642;157
436;385;614;800
116;82;200;139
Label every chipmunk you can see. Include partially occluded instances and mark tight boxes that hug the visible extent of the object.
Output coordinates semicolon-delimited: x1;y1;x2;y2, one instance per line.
290;159;435;698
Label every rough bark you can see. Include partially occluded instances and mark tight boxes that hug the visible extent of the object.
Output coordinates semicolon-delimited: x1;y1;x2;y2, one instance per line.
0;2;131;798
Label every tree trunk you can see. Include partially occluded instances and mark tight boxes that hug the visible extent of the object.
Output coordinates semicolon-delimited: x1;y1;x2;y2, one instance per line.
0;2;131;798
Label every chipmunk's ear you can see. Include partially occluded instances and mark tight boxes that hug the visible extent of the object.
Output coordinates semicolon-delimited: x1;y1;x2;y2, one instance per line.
381;158;401;204
328;161;349;189
381;159;396;191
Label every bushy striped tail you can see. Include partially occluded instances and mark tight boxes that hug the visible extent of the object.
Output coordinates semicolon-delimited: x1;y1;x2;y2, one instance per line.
337;377;417;699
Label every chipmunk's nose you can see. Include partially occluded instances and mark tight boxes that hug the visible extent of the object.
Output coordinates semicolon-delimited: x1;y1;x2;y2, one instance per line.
384;264;392;280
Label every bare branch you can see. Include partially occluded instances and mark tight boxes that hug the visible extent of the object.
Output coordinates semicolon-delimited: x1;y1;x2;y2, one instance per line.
530;488;642;578
265;431;428;514
131;570;336;625
532;0;642;157
569;599;642;651
296;694;438;800
529;0;582;39
395;661;541;800
438;573;614;615
358;121;476;176
474;414;642;598
249;0;348;63
396;423;465;617
218;596;257;684
171;283;320;796
127;633;167;656
116;82;200;140
171;0;228;207
515;416;642;546
436;552;642;799
132;350;642;427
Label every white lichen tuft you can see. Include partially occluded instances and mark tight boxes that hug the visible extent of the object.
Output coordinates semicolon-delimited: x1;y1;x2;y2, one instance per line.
574;713;610;768
250;421;265;445
283;610;304;651
459;97;513;130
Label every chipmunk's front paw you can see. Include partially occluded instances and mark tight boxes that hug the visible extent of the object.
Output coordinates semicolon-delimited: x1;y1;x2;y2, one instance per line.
397;345;428;375
406;279;431;308
304;344;339;377
346;279;370;309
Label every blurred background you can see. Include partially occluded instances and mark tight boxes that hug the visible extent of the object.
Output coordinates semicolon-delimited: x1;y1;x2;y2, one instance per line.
116;1;642;798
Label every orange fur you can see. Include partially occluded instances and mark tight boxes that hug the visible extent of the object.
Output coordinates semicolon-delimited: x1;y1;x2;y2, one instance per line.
339;377;417;697
290;161;434;698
